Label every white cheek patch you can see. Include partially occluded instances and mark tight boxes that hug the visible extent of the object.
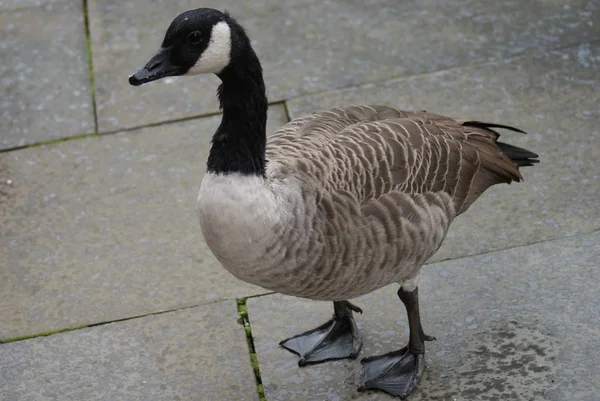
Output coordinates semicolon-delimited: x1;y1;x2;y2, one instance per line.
186;21;231;75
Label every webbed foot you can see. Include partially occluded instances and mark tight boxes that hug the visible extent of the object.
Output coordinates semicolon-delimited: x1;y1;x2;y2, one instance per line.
357;286;434;398
359;346;424;398
279;300;363;366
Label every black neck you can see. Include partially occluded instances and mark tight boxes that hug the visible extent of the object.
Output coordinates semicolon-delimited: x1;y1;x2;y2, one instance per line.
207;28;268;176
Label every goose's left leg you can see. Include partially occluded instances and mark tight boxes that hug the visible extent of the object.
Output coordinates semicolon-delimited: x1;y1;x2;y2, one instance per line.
279;300;363;366
359;286;435;398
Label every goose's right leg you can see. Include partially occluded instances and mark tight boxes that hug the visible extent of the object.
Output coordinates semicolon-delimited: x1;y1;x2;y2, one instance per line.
358;286;435;398
279;300;363;366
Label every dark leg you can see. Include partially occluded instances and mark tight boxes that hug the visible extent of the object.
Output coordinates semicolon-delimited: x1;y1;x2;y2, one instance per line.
279;300;363;366
359;287;435;398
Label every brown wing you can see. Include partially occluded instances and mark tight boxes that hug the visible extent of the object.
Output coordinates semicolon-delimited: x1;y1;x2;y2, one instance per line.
267;105;526;215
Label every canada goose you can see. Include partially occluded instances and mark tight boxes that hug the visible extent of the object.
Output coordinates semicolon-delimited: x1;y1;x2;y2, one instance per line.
129;8;539;398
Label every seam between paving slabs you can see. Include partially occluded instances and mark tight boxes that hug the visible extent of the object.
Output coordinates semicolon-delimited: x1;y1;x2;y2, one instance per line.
0;100;289;154
282;101;292;123
0;305;204;345
82;0;99;134
427;228;600;267
237;297;267;401
0;325;90;344
0;294;275;345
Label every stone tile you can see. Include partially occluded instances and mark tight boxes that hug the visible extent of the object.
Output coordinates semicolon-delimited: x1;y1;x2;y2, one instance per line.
0;104;287;341
89;0;600;132
0;2;95;150
0;300;258;401
248;232;600;400
289;42;600;263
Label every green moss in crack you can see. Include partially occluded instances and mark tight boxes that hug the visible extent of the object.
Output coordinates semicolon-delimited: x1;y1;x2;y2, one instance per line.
82;0;98;133
0;325;88;344
237;297;267;401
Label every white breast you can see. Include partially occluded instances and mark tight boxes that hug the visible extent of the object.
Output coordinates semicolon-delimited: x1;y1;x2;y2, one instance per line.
196;171;299;282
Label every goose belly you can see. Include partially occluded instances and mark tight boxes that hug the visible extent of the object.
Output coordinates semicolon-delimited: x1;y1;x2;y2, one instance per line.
199;205;429;301
206;234;412;301
197;173;451;301
208;220;427;301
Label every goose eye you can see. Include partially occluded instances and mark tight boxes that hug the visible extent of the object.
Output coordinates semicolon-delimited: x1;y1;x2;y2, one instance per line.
188;31;202;45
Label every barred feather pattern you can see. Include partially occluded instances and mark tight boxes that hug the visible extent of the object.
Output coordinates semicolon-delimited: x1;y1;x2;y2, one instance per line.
197;105;525;300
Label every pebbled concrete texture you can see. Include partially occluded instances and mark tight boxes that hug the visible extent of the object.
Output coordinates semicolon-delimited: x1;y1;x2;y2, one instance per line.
0;1;95;150
248;232;600;401
0;300;258;401
88;0;600;131
289;41;600;264
0;104;287;341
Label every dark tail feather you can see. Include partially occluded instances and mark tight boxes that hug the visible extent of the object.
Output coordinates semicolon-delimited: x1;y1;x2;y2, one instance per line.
463;120;527;134
461;120;539;167
497;142;540;167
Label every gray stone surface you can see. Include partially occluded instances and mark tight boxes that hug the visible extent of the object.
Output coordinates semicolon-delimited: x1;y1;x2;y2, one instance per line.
0;0;65;10
248;232;600;401
88;0;599;131
0;104;287;341
0;2;95;150
289;41;600;263
0;300;258;401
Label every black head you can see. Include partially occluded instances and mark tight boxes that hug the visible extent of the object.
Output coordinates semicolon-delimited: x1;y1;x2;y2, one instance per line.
129;8;234;86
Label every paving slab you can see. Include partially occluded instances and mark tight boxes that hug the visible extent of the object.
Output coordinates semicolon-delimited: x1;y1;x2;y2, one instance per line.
248;231;600;401
289;41;600;263
0;2;95;150
0;300;258;401
88;0;599;132
0;104;287;341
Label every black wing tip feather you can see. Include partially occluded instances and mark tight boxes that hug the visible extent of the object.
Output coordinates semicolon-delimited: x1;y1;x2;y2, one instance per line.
496;141;540;167
463;120;528;135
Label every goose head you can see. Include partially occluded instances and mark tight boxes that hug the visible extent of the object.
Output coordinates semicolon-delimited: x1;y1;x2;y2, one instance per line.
129;8;236;86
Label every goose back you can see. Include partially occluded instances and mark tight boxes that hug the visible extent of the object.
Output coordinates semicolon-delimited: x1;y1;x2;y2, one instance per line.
267;104;523;216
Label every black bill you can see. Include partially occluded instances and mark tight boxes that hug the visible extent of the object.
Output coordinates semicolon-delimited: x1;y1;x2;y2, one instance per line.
129;47;182;86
